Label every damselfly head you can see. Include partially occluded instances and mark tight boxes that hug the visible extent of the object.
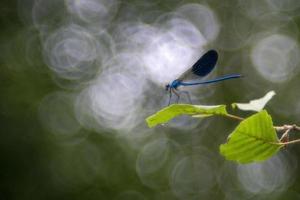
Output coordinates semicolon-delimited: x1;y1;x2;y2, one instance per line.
165;84;170;91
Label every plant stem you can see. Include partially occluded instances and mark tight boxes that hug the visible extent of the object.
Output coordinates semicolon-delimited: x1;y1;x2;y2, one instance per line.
277;138;300;145
275;124;300;133
224;114;244;121
279;128;290;141
275;124;300;131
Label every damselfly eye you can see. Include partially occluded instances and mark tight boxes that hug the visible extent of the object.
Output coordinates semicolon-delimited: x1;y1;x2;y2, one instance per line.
165;84;170;91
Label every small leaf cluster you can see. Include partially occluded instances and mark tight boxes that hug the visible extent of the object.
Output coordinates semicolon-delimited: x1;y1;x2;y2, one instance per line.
145;91;289;164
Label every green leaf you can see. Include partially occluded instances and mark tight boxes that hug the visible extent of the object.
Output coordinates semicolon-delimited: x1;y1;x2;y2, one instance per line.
232;90;276;112
220;110;283;164
192;114;213;118
146;104;227;128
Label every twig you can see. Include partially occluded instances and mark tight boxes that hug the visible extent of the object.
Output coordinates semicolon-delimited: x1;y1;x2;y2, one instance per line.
224;114;244;121
279;128;290;142
275;124;300;132
277;138;300;146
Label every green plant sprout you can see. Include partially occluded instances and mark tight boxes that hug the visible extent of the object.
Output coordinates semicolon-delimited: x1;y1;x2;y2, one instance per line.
145;91;300;164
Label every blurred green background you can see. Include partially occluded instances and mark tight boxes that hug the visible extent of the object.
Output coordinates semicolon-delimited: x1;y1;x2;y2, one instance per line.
1;0;300;199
